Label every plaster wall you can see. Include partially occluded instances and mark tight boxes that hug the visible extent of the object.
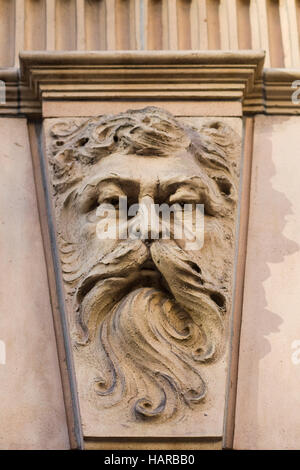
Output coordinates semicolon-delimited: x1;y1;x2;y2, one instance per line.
234;115;300;450
0;118;69;449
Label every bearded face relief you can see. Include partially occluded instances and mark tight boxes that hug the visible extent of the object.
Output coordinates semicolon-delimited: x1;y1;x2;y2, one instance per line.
46;108;241;435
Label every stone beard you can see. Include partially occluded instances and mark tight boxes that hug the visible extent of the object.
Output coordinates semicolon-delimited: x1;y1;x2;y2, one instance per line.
48;107;240;425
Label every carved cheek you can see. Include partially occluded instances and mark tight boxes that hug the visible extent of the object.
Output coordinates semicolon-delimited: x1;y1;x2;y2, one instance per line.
80;221;118;266
81;219;99;239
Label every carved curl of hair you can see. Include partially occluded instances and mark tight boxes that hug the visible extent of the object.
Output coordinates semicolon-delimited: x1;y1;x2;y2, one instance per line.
49;107;239;193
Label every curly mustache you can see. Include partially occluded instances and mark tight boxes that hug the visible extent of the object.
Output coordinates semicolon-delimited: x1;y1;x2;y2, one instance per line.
75;238;226;422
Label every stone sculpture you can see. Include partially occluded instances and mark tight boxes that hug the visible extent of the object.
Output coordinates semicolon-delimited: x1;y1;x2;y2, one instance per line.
46;107;240;428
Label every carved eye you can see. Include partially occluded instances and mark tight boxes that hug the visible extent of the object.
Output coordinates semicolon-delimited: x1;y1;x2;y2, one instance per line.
85;196;120;214
87;198;99;212
172;200;197;209
83;198;100;222
103;197;120;209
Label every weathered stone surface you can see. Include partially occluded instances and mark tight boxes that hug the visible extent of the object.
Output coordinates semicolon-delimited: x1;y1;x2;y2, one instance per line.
0;118;69;450
44;108;241;438
234;115;300;450
17;50;264;118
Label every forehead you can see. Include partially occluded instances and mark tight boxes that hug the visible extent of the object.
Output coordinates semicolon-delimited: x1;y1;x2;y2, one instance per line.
84;150;203;186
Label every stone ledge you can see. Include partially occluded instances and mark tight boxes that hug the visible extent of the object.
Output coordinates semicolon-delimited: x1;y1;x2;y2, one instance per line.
263;68;300;115
1;52;300;117
1;51;264;117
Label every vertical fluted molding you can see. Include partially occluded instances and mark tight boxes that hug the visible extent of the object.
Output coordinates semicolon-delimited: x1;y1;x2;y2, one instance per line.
189;0;197;49
161;0;169;48
24;0;46;51
287;0;300;67
177;0;192;50
3;0;300;68
14;0;24;65
279;0;300;68
0;0;15;66
278;0;291;67
197;0;208;50
142;0;148;49
147;0;163;50
219;0;229;49
46;0;55;49
85;0;106;50
297;0;300;60
134;0;142;49
236;0;251;49
129;0;137;49
250;0;270;66
115;0;137;50
249;0;260;50
206;0;221;49
266;0;284;67
219;0;238;49
55;0;76;50
115;0;130;49
228;0;239;49
106;0;116;49
167;0;177;49
76;0;85;50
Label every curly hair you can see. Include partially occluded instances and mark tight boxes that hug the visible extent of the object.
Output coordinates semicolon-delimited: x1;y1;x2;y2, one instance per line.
48;107;239;194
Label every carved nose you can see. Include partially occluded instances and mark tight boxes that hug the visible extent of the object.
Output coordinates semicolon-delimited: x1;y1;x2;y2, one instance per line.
137;196;161;242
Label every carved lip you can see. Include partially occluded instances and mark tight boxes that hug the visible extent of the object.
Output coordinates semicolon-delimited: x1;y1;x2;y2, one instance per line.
139;259;162;281
140;259;157;271
77;258;160;301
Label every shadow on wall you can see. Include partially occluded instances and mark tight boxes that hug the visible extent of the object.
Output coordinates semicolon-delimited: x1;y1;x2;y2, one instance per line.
235;115;300;449
250;117;299;356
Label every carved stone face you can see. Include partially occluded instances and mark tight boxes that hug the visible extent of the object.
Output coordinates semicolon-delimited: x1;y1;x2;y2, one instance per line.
71;148;208;265
48;108;240;426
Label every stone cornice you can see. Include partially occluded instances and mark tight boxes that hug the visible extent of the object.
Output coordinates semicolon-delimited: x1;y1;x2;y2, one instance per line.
0;67;41;116
1;51;299;116
263;68;300;114
0;51;263;117
0;69;19;115
20;51;264;116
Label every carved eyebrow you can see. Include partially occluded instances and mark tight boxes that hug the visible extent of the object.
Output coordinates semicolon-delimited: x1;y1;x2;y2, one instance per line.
80;175;140;194
160;176;208;193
